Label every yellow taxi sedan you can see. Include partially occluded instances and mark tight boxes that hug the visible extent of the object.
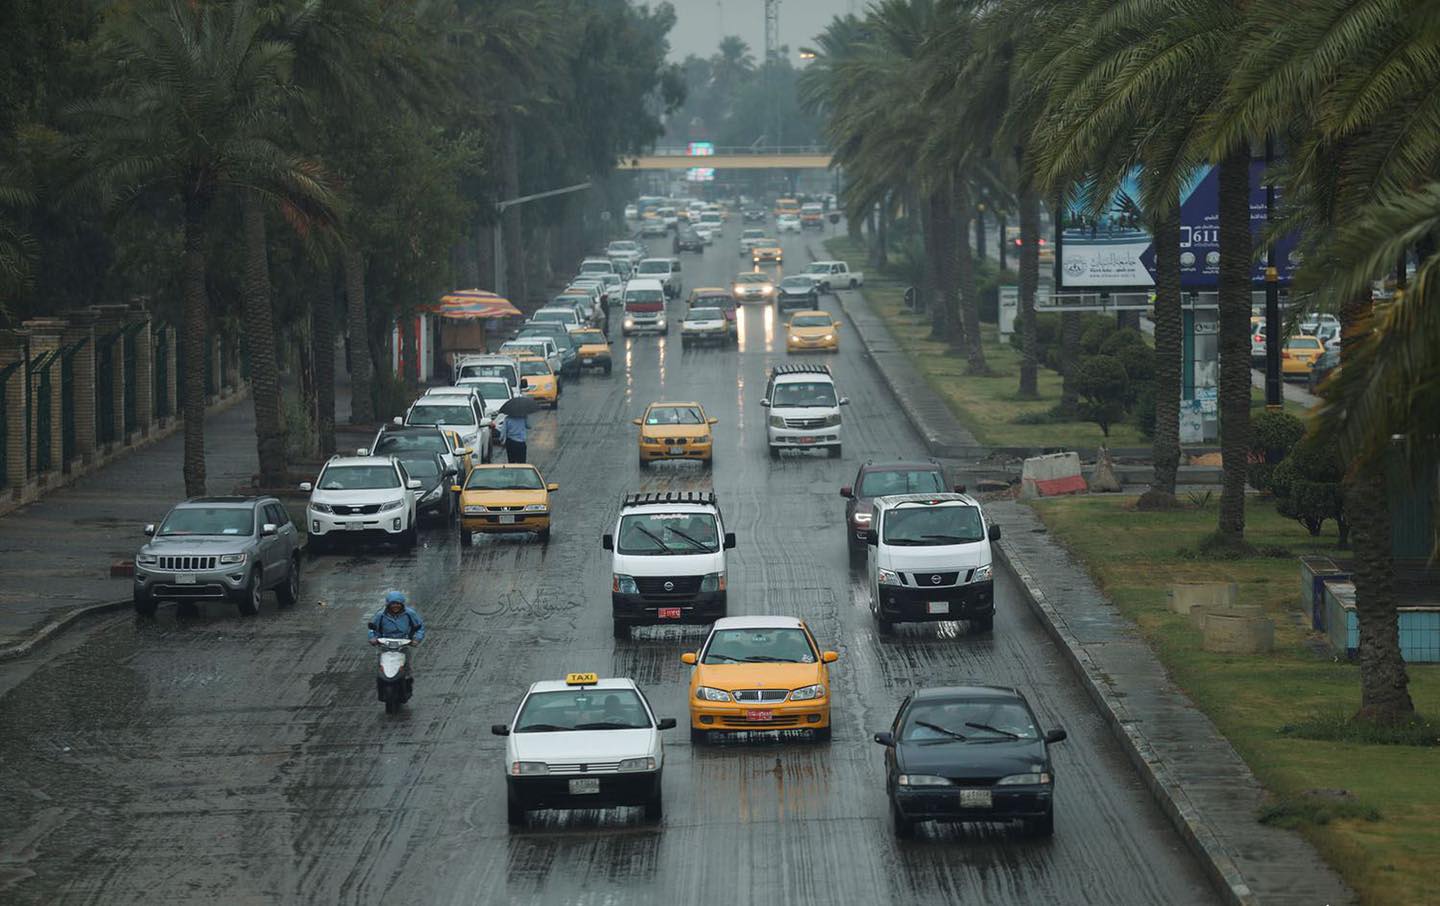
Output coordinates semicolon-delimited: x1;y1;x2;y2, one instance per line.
570;327;612;374
1281;335;1326;378
633;401;717;468
455;464;558;545
682;616;838;743
515;356;559;409
785;310;841;353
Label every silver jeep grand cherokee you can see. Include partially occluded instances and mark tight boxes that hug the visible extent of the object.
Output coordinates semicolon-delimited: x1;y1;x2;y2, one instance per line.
133;497;301;617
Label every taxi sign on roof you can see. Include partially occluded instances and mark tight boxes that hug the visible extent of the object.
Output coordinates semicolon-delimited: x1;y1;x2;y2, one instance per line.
565;672;599;686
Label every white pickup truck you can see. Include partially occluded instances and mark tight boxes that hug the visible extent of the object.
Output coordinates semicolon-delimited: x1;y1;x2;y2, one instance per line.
804;260;864;293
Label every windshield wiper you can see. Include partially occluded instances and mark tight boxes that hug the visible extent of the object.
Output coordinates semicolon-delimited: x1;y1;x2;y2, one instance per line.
516;723;569;733
705;653;742;663
740;655;802;663
630;524;669;552
574;722;645;730
666;526;711;550
964;722;1021;739
919;534;981;543
914;720;968;741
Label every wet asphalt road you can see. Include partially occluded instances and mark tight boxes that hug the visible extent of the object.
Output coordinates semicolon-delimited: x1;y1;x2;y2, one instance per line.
0;226;1216;905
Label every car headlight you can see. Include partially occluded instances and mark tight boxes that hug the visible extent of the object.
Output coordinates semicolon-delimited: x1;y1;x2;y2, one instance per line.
523;504;547;512
422;485;443;502
972;564;993;582
511;761;549;776
877;568;901;586
218;553;247;565
617;757;657;773
613;574;638;595
624;318;635;328
822;413;842;427
463;505;485;514
790;684;825;701
310;502;334;514
769;415;786;428
699;572;726;592
898;774;953;787
380;499;405;512
997;772;1052;785
821;333;835;341
696;686;732;702
852;512;872;525
136;553;158;566
642;435;661;444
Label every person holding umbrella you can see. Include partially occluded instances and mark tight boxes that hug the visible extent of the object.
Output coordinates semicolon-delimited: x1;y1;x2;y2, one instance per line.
498;393;541;463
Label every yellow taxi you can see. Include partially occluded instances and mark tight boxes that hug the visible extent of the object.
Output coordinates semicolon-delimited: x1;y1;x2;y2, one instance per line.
515;356;559;409
689;287;738;335
785;310;841;353
682;615;838;743
570;327;612;374
1281;334;1326;377
633;401;717;468
752;242;783;264
455;464;558;545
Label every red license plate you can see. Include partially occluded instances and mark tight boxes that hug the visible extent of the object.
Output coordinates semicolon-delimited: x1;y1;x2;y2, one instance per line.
798;436;815;444
745;710;774;721
658;607;682;619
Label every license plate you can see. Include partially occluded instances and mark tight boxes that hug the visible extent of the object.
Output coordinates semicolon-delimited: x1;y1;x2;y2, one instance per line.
347;522;365;531
568;778;601;795
498;514;516;524
797;436;815;445
658;607;682;620
928;601;950;615
668;446;685;455
959;789;992;808
746;710;774;722
175;574;196;585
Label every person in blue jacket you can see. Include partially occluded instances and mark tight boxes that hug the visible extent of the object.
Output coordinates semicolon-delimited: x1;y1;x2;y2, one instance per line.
369;590;426;645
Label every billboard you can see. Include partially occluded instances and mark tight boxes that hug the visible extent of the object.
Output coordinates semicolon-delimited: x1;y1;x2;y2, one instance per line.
1057;162;1298;290
687;141;715;156
686;167;715;182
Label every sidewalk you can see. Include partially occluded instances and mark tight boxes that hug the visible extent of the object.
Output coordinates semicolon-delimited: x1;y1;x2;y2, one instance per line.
0;397;260;650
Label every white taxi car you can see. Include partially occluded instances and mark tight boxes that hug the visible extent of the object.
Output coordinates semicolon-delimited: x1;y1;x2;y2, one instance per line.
493;673;676;827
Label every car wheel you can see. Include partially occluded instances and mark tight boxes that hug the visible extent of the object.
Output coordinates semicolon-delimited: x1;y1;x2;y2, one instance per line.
276;557;300;607
401;519;418;551
384;696;402;715
307;535;327;557
237;571;262;617
891;800;916;839
1025;808;1055;838
460;528;473;547
612;620;630;639
875;612;894;636
971;612;994;633
690;727;707;745
813;725;832;743
604;363;613;375
537;527;551;543
768;445;780;461
132;593;158;618
644;791;663;822
638;456;649;470
829;444;843;459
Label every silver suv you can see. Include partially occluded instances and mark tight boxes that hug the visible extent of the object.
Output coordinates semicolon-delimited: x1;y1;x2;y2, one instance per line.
133;497;302;617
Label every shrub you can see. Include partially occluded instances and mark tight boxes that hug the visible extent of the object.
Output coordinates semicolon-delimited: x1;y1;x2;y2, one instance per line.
1080;318;1118;356
1271;436;1349;544
371;370;411;424
1098;327;1147;356
1248;410;1307;493
1073;354;1129;436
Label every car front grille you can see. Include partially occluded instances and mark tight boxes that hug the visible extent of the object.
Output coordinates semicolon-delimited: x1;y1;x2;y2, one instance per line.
718;716;803;728
905;571;961;587
150;584;227;599
635;576;702;596
732;689;790;704
548;761;622;774
158;555;218;571
785;417;827;429
332;504;381;516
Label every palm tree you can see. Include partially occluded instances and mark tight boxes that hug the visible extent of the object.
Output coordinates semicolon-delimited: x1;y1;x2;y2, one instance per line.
74;0;332;496
0;164;37;321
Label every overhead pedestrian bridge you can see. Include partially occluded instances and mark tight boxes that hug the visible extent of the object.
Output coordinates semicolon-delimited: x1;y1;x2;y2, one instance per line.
619;146;834;170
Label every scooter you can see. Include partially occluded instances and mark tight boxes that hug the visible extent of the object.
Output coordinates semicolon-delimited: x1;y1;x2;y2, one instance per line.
372;637;414;714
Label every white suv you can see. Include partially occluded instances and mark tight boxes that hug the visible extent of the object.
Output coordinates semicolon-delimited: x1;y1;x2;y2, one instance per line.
762;364;849;459
635;257;682;298
403;394;490;465
301;455;422;552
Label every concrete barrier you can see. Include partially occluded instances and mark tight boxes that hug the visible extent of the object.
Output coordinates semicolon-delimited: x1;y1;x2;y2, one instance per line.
1019;452;1087;498
1170;582;1238;616
1202;609;1276;654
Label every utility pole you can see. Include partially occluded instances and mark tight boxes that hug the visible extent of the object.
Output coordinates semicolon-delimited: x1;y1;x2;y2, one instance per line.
765;0;781;151
492;182;592;299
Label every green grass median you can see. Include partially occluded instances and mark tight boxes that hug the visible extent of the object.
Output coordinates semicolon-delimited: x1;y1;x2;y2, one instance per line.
1034;496;1438;905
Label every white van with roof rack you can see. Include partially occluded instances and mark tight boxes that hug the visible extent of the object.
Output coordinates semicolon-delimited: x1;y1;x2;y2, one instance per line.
762;364;849;459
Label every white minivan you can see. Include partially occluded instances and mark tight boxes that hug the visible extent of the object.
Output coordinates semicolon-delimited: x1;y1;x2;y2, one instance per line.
762;364;848;459
865;492;1000;635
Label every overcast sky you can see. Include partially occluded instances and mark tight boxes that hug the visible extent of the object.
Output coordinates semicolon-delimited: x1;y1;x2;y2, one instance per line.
665;0;859;62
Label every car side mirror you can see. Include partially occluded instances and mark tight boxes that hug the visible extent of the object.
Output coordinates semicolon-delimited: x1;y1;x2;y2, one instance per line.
680;652;697;665
954;484;967;493
865;529;878;546
356;447;369;456
657;718;677;730
143;523;156;536
1045;728;1067;744
407;479;422;490
631;417;642;425
261;523;278;536
602;533;614;551
298;482;313;492
547;483;560;492
988;524;1002;542
834;322;842;329
821;650;838;663
392;416;403;425
707;416;718;425
451;484;463;493
723;532;736;550
760;399;771;408
840;486;853;498
491;724;511;736
457;448;472;458
839;397;851;406
873;731;896;747
520;378;530;389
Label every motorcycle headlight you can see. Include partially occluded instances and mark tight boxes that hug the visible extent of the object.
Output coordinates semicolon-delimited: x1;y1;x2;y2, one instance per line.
511;761;549;776
617;757;657;773
463;505;485;514
523;504;547;512
310;502;334;514
997;772;1051;785
852;512;872;525
136;553;158;566
696;686;732;702
898;774;952;787
822;413;842;427
218;553;247;565
877;568;901;586
790;684;825;701
613;574;638;595
699;572;726;592
972;564;993;582
768;415;786;428
380;499;405;512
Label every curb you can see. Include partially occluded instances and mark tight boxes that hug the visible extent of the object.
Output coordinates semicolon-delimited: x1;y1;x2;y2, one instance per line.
0;599;132;663
993;541;1258;906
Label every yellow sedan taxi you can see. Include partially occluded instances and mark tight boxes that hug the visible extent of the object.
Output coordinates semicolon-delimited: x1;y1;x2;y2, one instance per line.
1281;334;1326;377
785;310;841;353
570;327;612;374
455;464;558;545
682;616;838;743
752;241;783;264
515;356;559;409
633;401;717;468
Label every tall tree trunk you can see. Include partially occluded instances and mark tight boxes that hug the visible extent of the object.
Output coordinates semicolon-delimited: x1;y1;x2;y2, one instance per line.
1018;182;1040;398
399;313;418;392
1058;312;1081;414
477;222;497;288
954;179;985;373
1141;207;1183;507
924;189;948;334
241;194;286;487
312;281;336;457
343;245;374;423
1216;146;1253;542
181;193;211;497
974;205;986;262
876;196;890;269
501;113;527;307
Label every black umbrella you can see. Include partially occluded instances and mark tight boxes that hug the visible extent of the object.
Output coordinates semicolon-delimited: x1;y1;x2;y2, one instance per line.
499;395;542;417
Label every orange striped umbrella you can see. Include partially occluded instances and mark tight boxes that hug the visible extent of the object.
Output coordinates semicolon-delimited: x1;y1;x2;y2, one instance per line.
422;289;521;319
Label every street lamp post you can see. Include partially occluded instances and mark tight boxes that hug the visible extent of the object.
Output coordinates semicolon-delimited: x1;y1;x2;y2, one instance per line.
493;181;592;299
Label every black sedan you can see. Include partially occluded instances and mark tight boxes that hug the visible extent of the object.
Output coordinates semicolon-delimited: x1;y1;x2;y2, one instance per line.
673;226;705;253
742;207;767;223
390;451;457;523
775;276;821;315
839;460;954;552
874;685;1066;838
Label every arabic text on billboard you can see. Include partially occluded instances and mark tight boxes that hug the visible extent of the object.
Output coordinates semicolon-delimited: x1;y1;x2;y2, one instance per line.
687;142;715;156
686;167;715;182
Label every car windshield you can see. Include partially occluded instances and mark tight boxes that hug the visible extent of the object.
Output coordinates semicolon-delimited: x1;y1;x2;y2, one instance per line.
1286;337;1322;350
617;513;720;554
373;432;446;454
520;328;574;350
806;264;831;274
572;330;606;345
791;315;832;328
458;363;516;382
579;262;611;274
858;469;945;498
317;464;400;491
687;309;722;321
514;689;651;732
638;261;667;274
609;241;638;252
625;290;664;304
407;404;474;427
771;381;837;407
501;344;545;359
645;406;704;425
461;381;510;402
901;699;1039;742
735;273;768;284
397;457;441;480
533;310;574;323
158;506;254;536
780;277;813;289
517;360;550;377
554;296;588;307
883;505;984;545
702;627;816;664
465;468;542;491
742;230;764;240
